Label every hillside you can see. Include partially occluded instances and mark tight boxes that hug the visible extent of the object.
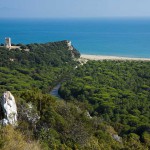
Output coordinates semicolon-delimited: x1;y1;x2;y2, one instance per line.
0;40;80;94
0;41;149;149
59;60;150;149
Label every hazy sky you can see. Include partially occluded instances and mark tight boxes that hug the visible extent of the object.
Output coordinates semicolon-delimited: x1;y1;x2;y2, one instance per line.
1;0;150;18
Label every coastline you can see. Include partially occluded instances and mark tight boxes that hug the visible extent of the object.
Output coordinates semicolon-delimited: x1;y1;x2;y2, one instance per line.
80;54;150;61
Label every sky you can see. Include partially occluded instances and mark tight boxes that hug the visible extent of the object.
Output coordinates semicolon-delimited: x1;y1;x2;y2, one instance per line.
1;0;150;18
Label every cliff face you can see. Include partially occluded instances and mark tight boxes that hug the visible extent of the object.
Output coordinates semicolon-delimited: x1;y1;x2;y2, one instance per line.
61;40;80;58
0;91;17;126
66;40;74;50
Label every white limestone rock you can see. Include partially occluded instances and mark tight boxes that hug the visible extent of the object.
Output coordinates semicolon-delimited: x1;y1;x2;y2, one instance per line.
85;111;92;119
0;118;8;126
112;134;122;143
1;91;17;126
67;40;73;50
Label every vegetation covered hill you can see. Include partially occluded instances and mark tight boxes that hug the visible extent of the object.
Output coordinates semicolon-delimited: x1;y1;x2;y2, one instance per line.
0;40;80;94
59;60;150;149
0;42;150;149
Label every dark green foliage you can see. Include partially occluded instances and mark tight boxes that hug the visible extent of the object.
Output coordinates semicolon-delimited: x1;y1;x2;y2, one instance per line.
15;90;147;149
59;60;150;139
16;90;124;149
1;40;149;149
0;41;80;94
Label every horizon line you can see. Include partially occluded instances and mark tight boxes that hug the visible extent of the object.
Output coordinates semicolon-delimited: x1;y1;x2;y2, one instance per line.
1;16;150;20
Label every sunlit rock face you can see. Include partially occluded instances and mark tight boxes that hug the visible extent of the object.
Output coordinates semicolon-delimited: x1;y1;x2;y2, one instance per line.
66;40;73;50
112;134;122;143
1;91;17;126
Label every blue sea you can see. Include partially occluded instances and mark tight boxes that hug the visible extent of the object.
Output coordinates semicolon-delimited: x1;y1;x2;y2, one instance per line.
1;18;150;58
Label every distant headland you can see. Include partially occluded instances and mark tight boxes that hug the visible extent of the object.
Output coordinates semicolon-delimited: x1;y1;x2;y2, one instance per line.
1;37;150;61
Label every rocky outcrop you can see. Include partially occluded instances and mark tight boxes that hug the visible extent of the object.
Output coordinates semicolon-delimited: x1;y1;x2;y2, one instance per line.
67;40;78;59
18;102;40;127
66;40;74;51
0;91;17;126
112;134;122;143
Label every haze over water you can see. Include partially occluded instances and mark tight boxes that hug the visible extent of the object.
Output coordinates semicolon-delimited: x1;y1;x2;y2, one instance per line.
1;18;150;58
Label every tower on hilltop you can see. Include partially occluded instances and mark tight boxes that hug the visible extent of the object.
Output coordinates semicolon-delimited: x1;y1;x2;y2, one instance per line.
5;37;11;48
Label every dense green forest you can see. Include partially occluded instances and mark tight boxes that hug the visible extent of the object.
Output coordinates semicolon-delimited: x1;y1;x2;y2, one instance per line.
0;42;150;149
59;60;150;149
0;41;80;94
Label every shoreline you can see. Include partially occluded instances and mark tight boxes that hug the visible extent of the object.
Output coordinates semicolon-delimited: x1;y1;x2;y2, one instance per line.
80;54;150;61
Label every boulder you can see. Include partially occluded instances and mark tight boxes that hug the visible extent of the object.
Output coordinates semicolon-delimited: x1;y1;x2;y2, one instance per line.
112;134;122;143
1;91;17;126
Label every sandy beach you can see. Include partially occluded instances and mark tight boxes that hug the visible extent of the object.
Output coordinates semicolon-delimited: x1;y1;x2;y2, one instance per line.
80;54;150;61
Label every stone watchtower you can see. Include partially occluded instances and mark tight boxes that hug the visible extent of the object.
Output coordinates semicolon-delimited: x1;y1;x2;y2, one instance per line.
5;37;11;48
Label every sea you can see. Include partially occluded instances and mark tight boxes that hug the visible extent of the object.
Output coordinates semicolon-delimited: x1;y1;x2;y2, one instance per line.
1;18;150;58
